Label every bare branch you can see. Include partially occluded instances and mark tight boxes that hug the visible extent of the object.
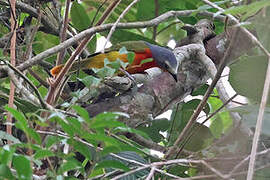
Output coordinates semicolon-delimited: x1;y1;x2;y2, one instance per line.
56;0;71;65
6;0;16;145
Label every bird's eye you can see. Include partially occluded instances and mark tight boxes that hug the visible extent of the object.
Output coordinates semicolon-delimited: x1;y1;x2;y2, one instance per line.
164;62;169;69
164;63;169;69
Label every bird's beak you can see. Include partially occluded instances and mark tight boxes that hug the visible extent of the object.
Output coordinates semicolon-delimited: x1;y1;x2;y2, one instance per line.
167;61;179;82
167;67;178;82
170;73;178;82
181;24;198;36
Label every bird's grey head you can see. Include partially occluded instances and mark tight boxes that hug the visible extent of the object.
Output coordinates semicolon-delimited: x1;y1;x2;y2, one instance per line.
181;19;216;44
145;42;179;81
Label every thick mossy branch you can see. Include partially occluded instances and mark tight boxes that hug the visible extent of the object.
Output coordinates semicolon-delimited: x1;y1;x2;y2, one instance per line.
85;44;210;128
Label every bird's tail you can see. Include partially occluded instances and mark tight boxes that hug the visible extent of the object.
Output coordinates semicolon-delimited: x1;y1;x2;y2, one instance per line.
50;64;64;77
50;51;128;77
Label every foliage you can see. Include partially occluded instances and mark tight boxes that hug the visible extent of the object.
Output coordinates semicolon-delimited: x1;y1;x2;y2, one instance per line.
0;0;270;179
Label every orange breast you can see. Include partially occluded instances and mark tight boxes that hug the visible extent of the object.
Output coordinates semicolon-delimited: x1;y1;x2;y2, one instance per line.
125;48;159;74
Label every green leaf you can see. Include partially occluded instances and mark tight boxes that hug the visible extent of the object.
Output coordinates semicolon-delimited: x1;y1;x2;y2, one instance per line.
66;117;82;133
6;107;40;143
138;118;169;143
34;149;55;159
94;66;116;78
106;29;154;44
58;118;75;137
87;34;97;53
137;0;187;21
119;47;128;54
73;105;90;122
184;123;214;152
192;84;209;96
89;168;104;178
168;165;189;178
13;155;32;180
0;164;14;180
14;98;39;113
140;58;154;65
5;107;27;131
5;108;41;144
127;52;135;64
79;75;101;88
229;56;268;103
46;135;62;149
198;0;229;11
95;160;130;171
208;93;232;138
57;159;81;174
101;146;122;156
113;126;150;140
232;104;270;136
33;32;59;57
224;0;270;18
210;111;232;138
71;1;91;31
84;133;121;147
27;128;41;145
104;151;149;178
168;100;210;145
90;112;126;129
0;147;15;165
72;141;92;160
156;20;186;45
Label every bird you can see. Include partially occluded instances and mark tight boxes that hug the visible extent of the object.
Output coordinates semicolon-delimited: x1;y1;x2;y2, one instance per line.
173;19;216;95
177;19;216;47
50;41;179;81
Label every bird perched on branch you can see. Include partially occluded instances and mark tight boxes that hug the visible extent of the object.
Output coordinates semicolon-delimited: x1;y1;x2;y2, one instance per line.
173;19;216;94
177;19;216;47
51;41;179;81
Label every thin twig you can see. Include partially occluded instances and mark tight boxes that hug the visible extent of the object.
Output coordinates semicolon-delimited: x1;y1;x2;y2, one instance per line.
156;21;181;36
178;94;238;155
228;148;270;178
152;0;159;40
4;66;44;108
247;57;270;179
145;167;155;180
56;0;71;65
28;69;49;88
6;0;16;145
201;160;228;179
96;0;121;26
90;0;109;26
2;60;49;109
24;6;41;61
103;0;138;52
